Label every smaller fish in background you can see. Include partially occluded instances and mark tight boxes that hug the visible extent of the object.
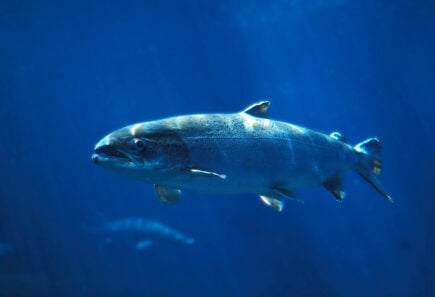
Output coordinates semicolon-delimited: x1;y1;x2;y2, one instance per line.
0;242;13;256
135;240;153;250
84;217;194;251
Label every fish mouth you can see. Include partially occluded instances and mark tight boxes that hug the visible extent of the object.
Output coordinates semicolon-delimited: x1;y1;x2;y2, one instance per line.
92;145;131;164
92;145;144;166
95;145;129;159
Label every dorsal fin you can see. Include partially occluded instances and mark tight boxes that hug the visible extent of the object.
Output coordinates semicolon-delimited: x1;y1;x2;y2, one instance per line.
242;101;270;118
329;131;347;143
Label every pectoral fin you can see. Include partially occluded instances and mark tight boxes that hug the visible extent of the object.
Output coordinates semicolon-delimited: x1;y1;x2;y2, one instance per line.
190;169;227;180
154;185;181;204
259;193;284;212
323;175;346;201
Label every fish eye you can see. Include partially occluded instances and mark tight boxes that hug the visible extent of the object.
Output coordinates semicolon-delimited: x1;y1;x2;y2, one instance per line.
133;138;145;150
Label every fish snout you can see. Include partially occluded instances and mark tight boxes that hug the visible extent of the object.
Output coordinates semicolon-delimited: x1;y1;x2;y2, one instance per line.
94;135;113;151
92;134;133;165
92;136;114;165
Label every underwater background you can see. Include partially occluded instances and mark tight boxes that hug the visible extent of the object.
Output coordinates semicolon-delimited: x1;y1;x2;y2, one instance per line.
1;0;434;296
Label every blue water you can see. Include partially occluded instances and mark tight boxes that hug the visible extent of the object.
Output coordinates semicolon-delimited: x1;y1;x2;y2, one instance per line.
1;1;434;296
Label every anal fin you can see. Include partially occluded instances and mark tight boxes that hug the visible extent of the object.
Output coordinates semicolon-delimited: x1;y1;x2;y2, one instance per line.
154;185;181;204
260;186;303;211
323;175;346;201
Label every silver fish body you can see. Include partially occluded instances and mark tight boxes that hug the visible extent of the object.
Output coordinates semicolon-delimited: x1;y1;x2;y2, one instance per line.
92;101;391;210
150;113;355;193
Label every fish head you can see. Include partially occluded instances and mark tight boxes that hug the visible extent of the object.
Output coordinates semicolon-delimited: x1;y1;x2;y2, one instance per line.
92;121;189;182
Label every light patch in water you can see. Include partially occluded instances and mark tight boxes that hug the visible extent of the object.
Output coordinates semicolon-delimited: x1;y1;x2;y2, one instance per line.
191;114;206;121
287;124;305;134
260;119;271;129
177;114;207;128
241;113;272;131
241;113;256;132
130;123;143;136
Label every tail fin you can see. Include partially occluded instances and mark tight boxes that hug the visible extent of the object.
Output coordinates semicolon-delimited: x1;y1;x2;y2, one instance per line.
354;138;393;202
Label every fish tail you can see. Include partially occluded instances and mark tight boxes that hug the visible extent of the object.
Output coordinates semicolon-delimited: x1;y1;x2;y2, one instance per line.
354;138;393;202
